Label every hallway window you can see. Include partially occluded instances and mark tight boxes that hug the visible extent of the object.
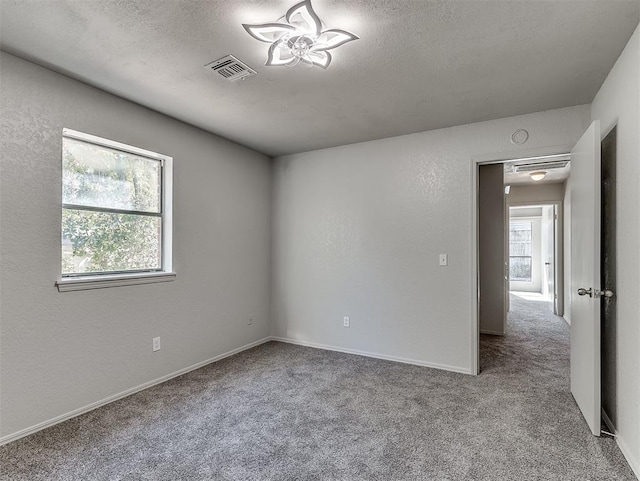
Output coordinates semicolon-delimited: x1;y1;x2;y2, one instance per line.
509;222;532;281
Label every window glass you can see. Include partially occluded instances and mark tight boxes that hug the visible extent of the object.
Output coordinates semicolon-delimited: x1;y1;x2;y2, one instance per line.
62;131;168;276
62;210;161;274
509;222;532;282
63;137;161;213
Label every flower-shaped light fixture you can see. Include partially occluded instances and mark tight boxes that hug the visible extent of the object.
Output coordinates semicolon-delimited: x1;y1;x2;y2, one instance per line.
242;0;358;69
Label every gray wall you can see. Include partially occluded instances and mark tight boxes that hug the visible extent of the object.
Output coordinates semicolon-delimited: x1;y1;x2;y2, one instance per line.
272;105;590;373
510;207;543;218
478;164;506;335
563;181;572;323
507;183;565;205
591;24;640;474
0;53;272;440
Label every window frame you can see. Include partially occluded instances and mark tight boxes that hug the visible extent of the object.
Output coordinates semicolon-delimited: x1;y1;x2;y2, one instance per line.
508;220;533;283
56;128;174;292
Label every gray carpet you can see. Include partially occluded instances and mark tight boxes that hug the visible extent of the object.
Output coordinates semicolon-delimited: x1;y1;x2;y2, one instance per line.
0;295;636;480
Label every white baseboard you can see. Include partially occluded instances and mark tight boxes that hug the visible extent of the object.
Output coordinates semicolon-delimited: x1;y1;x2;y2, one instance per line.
0;337;272;447
270;336;471;375
563;316;571;326
617;433;640;480
600;408;639;480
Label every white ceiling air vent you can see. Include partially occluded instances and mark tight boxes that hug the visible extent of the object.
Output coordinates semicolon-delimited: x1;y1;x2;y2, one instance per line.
205;55;257;81
514;160;569;173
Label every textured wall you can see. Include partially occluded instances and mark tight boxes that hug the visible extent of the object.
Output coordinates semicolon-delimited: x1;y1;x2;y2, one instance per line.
272;105;590;373
591;24;640;475
478;164;506;335
0;53;272;439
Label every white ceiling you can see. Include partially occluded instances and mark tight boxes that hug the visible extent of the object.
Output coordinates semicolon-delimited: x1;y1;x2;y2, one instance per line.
1;1;638;157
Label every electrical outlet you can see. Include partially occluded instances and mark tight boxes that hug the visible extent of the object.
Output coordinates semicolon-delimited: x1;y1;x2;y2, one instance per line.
343;316;350;328
439;254;448;266
248;317;253;325
152;337;161;352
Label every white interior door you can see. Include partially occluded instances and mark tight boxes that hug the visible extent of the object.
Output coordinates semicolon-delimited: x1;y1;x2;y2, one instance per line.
570;120;601;436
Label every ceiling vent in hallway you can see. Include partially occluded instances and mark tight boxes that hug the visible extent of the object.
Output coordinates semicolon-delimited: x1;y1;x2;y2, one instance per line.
514;160;569;173
205;55;257;81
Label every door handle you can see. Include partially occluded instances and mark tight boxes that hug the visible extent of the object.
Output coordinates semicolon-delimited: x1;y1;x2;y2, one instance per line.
577;288;615;298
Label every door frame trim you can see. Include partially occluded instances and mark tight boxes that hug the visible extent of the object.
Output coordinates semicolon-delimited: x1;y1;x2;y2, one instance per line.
469;144;573;375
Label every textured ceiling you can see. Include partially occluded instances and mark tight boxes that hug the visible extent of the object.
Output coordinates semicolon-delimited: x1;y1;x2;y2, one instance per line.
1;0;638;157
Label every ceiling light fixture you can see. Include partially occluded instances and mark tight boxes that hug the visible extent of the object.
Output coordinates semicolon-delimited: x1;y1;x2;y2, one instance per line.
242;0;359;69
529;171;547;181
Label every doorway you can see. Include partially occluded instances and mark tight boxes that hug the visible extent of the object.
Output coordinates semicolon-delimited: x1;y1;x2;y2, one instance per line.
472;123;618;437
508;203;562;317
474;150;571;374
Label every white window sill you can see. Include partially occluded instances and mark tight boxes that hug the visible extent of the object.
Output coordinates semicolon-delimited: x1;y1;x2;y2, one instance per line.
56;272;176;292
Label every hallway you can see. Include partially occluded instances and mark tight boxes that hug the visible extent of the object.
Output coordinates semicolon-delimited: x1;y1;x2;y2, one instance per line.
479;294;635;479
482;293;568;375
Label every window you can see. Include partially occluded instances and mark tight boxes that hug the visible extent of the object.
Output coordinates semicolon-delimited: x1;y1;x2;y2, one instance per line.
57;129;174;291
509;221;532;282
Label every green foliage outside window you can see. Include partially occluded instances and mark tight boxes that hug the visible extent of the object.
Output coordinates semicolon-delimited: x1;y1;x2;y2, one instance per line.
62;137;162;275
